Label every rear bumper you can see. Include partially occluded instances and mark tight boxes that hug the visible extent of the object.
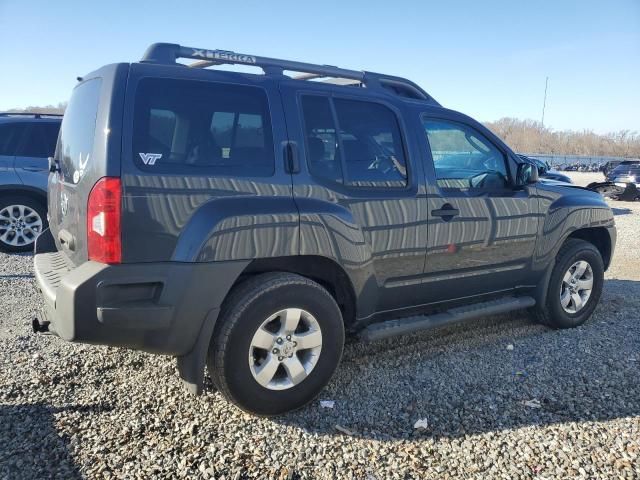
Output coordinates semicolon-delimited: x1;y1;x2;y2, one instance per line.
34;251;249;355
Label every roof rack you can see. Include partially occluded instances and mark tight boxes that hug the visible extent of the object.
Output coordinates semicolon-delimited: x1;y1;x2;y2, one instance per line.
0;112;63;118
141;43;439;105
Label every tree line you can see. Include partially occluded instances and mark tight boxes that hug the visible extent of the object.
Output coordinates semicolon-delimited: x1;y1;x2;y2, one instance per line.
484;118;640;158
5;103;67;115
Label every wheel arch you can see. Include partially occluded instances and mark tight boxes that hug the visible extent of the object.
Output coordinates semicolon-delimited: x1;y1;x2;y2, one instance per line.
0;185;47;206
567;227;612;270
234;255;358;329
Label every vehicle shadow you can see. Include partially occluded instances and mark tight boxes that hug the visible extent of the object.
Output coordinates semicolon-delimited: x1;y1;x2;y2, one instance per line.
611;207;632;216
0;403;107;478
274;279;640;441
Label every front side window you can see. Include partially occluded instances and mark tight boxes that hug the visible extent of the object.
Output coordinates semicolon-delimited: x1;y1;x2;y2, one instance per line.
423;118;508;190
133;78;274;176
301;95;408;187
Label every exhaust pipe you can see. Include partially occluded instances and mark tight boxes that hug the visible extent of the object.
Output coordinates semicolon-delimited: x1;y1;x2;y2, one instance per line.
32;316;50;334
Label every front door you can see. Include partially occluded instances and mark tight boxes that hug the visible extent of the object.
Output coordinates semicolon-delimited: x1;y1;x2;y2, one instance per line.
420;114;539;303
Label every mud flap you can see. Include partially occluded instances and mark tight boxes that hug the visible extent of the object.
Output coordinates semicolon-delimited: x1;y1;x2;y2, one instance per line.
176;308;220;395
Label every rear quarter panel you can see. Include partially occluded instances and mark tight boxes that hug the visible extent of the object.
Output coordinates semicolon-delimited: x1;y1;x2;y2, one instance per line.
119;63;297;263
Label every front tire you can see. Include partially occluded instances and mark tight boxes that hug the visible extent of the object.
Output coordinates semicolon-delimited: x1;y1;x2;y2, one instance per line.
534;238;604;329
208;273;345;416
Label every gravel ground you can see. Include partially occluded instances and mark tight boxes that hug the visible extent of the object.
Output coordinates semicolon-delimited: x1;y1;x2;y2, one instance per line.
1;172;639;479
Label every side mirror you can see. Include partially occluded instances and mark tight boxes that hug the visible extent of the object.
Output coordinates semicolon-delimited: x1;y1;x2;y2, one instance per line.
516;163;539;186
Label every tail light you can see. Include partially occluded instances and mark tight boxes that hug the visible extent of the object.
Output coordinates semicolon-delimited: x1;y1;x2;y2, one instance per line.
87;177;121;264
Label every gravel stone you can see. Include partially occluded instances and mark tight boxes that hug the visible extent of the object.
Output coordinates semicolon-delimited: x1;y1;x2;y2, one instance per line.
0;172;639;478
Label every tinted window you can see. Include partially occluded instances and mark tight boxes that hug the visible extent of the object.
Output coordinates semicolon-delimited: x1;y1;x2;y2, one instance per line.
57;78;102;183
0;123;26;156
301;96;342;183
334;99;407;186
301;96;407;187
423;119;508;190
17;123;60;158
133;78;274;176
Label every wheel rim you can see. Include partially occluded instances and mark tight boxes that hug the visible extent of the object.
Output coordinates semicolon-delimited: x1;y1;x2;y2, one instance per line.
560;260;594;314
0;204;43;247
248;308;323;391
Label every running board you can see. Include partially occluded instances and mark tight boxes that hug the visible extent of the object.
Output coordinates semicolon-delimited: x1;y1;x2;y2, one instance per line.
360;296;536;342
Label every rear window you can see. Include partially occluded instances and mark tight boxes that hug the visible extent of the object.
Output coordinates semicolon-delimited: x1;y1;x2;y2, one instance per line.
132;78;274;176
57;78;102;183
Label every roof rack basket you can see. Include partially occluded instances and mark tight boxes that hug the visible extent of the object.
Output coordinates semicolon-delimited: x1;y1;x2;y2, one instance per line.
141;43;439;105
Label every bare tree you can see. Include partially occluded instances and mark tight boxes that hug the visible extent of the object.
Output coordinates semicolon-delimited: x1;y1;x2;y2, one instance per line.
484;118;640;158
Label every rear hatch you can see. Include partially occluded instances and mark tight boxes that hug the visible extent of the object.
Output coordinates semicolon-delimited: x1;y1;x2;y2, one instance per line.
48;65;127;266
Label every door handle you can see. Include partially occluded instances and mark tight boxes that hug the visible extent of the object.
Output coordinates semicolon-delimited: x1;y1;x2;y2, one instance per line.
432;204;459;221
283;141;300;174
23;167;44;172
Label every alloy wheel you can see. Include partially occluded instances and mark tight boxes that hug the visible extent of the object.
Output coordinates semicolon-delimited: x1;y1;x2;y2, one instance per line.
560;260;593;314
0;204;43;247
248;308;323;390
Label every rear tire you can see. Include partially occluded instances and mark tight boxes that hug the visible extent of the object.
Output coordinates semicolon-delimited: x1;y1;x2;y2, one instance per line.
0;195;47;253
208;273;345;416
533;238;604;329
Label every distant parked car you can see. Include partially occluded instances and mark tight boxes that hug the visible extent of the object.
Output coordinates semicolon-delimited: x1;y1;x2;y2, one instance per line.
518;155;573;183
0;113;61;252
602;160;623;177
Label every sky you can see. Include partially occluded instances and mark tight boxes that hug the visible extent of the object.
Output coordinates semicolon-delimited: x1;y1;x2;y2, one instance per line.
0;0;638;134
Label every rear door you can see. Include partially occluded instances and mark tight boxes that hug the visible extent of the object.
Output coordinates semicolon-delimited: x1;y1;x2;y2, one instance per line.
14;121;60;191
420;113;539;302
279;80;428;316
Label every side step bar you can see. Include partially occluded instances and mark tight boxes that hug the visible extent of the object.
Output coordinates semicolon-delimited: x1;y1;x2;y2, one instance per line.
360;296;536;342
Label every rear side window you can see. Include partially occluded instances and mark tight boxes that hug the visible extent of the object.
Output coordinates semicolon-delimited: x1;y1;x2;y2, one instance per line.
57;78;102;183
301;95;407;187
133;78;274;176
334;98;407;186
16;123;60;158
0;123;26;156
301;96;343;183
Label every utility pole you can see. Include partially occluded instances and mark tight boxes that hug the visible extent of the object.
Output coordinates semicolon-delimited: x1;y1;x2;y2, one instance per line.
541;76;549;127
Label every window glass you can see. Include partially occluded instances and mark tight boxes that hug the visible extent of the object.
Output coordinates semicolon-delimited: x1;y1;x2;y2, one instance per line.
301;96;342;183
133;78;274;175
423;119;508;189
301;95;408;187
17;123;60;158
56;78;102;183
334;98;407;186
0;123;27;156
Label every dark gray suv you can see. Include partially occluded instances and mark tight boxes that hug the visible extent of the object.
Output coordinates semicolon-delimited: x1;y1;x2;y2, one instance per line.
0;113;61;252
33;44;616;415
